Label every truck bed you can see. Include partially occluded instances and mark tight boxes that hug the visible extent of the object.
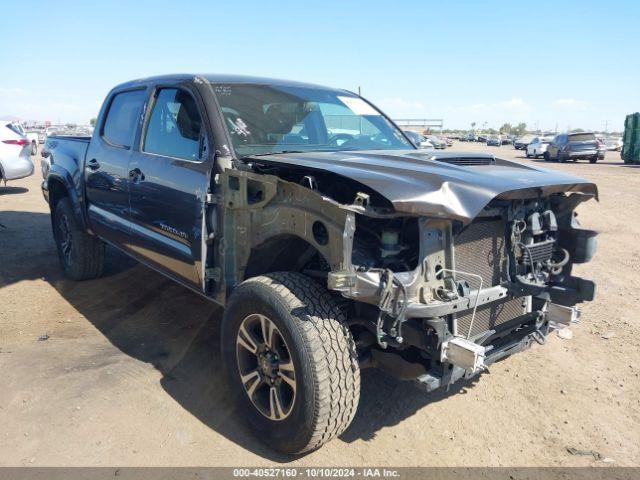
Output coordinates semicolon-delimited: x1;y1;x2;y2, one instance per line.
42;135;91;197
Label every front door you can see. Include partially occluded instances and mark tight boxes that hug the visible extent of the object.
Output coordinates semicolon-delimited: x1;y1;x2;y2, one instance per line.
128;86;212;288
85;88;147;247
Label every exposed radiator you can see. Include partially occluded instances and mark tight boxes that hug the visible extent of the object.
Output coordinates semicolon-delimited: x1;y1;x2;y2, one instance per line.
455;297;527;338
453;219;527;337
453;219;508;286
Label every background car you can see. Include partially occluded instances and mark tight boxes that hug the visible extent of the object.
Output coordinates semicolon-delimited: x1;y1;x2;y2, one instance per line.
597;139;606;160
525;137;551;158
425;135;446;149
0;122;34;184
513;134;535;150
403;130;435;150
25;131;39;155
605;136;623;151
486;135;501;146
545;132;600;163
44;126;60;139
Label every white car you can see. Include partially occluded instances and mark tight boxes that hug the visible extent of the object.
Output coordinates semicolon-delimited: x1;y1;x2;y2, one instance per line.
526;136;551;158
45;126;60;139
0;122;34;184
25;131;40;155
605;137;622;151
403;130;435;150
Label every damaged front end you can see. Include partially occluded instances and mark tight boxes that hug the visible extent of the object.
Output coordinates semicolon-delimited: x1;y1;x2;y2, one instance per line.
327;182;596;391
241;151;598;391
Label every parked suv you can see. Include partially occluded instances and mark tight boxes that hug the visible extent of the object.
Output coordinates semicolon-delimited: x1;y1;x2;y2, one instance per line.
1;122;34;184
545;132;602;163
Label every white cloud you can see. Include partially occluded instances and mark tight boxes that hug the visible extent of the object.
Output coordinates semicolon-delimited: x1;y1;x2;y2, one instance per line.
551;98;591;110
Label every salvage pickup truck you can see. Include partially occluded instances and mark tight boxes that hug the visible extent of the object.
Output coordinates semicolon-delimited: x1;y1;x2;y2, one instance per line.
42;74;598;454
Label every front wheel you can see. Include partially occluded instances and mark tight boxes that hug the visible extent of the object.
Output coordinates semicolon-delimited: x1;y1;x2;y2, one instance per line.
222;272;360;454
53;198;105;280
589;156;598;163
544;152;550;161
31;142;37;155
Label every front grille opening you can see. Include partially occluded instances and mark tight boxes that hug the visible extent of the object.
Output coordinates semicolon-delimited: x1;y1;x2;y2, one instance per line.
452;218;527;336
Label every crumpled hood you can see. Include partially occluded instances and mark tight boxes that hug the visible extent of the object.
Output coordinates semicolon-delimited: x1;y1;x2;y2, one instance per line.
254;149;598;223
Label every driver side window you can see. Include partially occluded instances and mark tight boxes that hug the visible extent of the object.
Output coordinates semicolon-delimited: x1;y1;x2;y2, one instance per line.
143;88;203;161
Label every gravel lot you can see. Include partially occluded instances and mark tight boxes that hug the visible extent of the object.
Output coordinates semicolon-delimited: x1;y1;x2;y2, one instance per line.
1;144;639;467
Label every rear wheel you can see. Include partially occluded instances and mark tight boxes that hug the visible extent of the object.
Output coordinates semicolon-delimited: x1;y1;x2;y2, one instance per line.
53;198;105;280
222;272;360;454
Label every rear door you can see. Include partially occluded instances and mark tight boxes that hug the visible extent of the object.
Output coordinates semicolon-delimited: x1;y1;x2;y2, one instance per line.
85;88;147;247
127;86;212;288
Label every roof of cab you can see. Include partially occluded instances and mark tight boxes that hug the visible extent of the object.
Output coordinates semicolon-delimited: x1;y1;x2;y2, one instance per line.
112;74;350;93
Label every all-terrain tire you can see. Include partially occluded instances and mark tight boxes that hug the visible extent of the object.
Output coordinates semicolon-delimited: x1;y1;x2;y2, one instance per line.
53;198;105;280
221;272;360;454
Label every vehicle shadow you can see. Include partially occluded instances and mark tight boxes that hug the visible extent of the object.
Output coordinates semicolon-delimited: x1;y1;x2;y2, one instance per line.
0;209;479;461
0;186;29;195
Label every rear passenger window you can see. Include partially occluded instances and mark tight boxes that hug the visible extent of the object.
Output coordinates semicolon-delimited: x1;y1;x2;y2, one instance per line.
143;88;203;161
102;89;146;148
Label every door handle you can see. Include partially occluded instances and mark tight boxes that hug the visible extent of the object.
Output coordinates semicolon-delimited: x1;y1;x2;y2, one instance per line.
129;168;145;184
86;158;100;171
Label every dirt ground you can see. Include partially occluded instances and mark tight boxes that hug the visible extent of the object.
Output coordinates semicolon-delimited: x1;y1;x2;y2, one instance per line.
1;143;639;467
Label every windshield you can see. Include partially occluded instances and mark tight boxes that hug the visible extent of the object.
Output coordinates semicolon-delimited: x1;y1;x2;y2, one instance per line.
212;83;413;157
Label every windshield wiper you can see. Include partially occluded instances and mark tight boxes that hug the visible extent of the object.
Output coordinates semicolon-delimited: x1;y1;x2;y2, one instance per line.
249;150;306;157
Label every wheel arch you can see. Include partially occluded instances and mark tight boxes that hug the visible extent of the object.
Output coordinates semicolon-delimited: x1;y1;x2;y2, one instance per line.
243;234;331;280
47;170;87;230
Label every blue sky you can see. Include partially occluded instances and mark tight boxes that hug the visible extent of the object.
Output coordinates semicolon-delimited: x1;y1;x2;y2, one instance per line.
1;0;638;131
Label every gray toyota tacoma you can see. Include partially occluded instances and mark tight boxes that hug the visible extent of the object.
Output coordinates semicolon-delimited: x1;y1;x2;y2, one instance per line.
41;74;597;454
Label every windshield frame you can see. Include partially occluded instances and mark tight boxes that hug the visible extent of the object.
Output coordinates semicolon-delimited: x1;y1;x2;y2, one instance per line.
209;82;416;159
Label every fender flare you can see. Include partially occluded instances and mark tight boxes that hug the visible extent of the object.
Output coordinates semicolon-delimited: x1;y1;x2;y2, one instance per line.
47;165;88;231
